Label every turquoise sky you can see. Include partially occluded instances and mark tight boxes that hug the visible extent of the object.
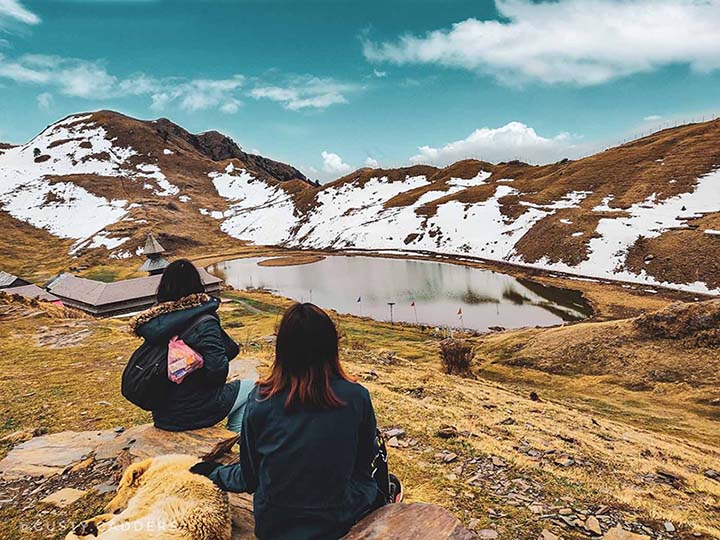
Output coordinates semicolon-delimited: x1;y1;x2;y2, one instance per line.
1;0;720;181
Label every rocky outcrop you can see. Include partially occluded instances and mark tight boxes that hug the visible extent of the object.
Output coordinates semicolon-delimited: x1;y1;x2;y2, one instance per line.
341;503;475;540
0;424;477;540
634;299;720;346
153;117;308;182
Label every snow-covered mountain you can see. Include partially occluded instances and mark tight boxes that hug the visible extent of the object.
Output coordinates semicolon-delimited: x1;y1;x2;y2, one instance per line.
0;111;309;263
2;111;720;293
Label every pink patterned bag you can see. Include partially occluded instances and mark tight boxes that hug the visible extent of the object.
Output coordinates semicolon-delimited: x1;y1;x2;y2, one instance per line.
167;337;204;384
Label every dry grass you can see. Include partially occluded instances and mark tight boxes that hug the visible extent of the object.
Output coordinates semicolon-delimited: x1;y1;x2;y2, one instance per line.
1;290;718;539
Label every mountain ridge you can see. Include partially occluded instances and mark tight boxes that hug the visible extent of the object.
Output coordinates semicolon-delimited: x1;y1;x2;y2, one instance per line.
2;110;720;293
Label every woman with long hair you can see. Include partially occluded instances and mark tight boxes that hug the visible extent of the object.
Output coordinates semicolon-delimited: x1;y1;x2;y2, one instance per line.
192;302;400;540
129;259;253;432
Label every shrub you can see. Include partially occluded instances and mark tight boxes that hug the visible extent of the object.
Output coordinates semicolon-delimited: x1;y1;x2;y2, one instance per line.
439;338;474;375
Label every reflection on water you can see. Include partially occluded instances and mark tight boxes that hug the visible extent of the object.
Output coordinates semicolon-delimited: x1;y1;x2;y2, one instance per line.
209;255;592;331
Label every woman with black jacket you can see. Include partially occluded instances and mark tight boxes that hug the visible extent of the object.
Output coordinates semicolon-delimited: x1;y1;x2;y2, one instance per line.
128;259;253;432
191;302;402;540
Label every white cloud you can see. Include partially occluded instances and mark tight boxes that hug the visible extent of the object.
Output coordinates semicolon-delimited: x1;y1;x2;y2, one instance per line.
0;51;358;115
409;122;583;166
321;151;353;175
372;69;387;78
644;114;662;121
364;0;720;86
364;157;380;168
147;76;245;113
0;0;39;26
36;91;52;110
251;75;361;110
0;54;246;113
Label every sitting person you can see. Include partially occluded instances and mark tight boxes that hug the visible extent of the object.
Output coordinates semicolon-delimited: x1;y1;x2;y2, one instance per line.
192;302;401;540
129;259;254;433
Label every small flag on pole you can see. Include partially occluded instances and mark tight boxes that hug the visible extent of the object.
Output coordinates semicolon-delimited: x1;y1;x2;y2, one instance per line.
357;296;361;303
410;301;415;307
457;308;462;316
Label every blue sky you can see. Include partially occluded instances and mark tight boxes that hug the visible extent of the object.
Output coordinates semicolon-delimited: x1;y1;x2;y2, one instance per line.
1;0;720;181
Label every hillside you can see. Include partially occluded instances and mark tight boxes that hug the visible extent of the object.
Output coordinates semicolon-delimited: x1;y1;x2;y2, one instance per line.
0;291;718;540
2;112;720;292
0;111;311;277
287;121;720;293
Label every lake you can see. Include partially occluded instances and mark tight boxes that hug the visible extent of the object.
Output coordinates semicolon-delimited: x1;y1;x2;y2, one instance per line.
209;255;592;331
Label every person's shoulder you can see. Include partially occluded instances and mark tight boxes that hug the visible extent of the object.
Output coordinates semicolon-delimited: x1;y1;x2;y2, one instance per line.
333;378;371;401
245;384;274;416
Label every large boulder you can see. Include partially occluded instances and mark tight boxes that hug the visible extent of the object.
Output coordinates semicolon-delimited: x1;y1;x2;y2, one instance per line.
226;500;476;540
94;424;238;463
342;503;475;539
229;493;255;540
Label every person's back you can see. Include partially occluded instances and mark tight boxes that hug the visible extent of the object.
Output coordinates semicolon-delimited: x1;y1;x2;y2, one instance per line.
194;302;386;540
127;259;250;433
249;378;377;540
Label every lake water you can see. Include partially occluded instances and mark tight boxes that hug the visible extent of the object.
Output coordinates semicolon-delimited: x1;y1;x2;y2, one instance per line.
209;255;592;331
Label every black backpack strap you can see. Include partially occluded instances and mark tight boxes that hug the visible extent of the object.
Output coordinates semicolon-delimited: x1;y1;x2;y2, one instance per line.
371;429;392;505
178;313;218;341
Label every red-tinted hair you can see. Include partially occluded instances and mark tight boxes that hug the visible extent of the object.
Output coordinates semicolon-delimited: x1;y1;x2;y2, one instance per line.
258;303;353;410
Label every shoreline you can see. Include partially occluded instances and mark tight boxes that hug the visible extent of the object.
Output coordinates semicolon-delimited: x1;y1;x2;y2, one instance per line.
192;245;707;321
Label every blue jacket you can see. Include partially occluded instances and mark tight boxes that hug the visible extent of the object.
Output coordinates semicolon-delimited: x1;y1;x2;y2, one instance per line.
132;294;241;431
210;379;381;540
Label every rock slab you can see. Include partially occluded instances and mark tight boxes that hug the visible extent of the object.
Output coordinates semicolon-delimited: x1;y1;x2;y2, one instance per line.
229;493;256;540
0;424;239;479
341;503;475;540
95;423;238;463
40;487;87;508
0;430;116;479
602;526;651;540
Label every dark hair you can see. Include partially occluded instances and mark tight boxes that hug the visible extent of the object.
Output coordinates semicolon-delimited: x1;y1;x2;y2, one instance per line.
156;259;205;303
258;303;353;410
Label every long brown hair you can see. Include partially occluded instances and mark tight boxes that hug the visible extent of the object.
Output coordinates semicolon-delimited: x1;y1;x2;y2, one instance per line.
258;303;353;410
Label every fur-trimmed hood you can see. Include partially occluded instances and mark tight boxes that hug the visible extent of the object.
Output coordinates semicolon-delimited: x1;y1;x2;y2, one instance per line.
129;293;219;342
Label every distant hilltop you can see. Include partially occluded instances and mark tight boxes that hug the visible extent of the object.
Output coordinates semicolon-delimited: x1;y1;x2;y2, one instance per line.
2;110;720;293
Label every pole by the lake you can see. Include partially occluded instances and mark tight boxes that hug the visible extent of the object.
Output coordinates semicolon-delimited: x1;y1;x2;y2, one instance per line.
388;302;395;325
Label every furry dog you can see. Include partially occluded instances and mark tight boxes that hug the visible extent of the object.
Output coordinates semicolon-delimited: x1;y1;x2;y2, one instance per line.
66;454;232;540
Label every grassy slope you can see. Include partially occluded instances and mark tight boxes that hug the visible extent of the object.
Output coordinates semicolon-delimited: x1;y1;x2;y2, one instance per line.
0;291;718;540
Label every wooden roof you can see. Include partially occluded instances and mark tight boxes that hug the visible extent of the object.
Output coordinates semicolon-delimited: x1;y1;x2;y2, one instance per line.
143;233;166;256
139;256;170;273
46;268;222;307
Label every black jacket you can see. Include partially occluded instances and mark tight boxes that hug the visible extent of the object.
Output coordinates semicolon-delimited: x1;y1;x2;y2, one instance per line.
131;294;241;432
210;379;381;540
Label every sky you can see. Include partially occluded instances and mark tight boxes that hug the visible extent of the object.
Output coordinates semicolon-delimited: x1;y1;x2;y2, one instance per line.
1;0;720;181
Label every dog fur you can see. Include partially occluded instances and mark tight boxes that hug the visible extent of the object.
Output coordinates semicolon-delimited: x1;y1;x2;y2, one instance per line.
66;454;232;540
